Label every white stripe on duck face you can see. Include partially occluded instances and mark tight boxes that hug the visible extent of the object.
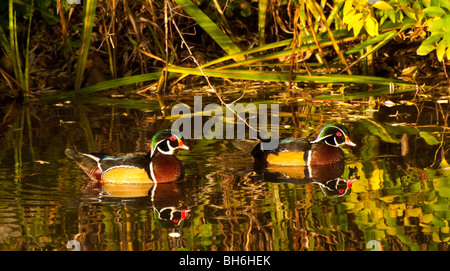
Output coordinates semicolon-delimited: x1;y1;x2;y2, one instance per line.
328;136;340;147
157;140;178;155
311;125;347;147
151;140;177;157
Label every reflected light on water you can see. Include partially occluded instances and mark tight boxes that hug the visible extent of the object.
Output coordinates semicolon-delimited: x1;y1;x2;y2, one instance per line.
0;91;449;251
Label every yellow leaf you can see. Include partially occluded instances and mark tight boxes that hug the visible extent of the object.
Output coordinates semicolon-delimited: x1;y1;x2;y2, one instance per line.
421;214;433;224
352;17;365;37
406;208;422;217
386;227;397;235
343;9;356;25
344;0;354;16
369;168;383;190
420;225;433;233
432;233;441;243
379;195;398;203
372;1;393;10
388;209;396;218
364;16;379;37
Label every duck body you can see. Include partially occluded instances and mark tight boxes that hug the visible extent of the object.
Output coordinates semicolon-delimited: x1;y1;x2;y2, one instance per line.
251;124;355;167
66;130;189;184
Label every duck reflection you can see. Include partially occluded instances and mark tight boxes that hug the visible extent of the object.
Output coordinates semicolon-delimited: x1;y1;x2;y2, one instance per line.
150;183;190;227
74;180;190;250
255;161;357;197
91;182;190;227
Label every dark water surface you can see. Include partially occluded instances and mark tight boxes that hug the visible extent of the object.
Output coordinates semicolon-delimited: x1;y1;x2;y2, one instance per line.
0;88;449;251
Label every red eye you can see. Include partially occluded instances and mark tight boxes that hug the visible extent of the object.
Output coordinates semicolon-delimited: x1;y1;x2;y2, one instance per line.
338;189;344;194
336;131;342;137
169;136;176;141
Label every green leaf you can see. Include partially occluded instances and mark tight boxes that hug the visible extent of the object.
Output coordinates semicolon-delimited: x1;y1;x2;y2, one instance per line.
429;17;445;32
436;0;450;12
417;44;436;56
423;32;444;45
419;131;441;145
432;216;447;227
423;6;447;17
386;9;396;23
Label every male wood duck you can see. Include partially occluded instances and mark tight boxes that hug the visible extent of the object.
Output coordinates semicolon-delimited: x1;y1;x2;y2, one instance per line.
65;130;189;184
250;124;356;166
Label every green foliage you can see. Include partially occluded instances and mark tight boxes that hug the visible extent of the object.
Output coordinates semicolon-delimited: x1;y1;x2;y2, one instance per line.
174;0;243;59
2;0;450;98
417;12;450;61
340;0;450;61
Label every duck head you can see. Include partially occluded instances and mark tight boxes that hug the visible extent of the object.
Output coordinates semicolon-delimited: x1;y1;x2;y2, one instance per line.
311;124;356;147
150;130;190;157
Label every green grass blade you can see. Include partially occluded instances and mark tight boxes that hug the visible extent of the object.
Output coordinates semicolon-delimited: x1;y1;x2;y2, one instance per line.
219;32;356;69
174;0;244;61
202;39;293;68
9;2;23;87
74;0;98;90
345;30;398;56
24;0;33;93
258;0;268;46
70;97;161;110
166;65;413;86
42;72;166;101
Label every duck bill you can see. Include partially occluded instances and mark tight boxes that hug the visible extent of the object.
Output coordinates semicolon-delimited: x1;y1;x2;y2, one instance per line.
345;136;356;147
181;209;190;220
178;139;190;150
347;178;357;189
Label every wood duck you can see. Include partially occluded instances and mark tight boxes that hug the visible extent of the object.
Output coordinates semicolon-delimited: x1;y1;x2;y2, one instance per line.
65;130;189;184
251;124;356;166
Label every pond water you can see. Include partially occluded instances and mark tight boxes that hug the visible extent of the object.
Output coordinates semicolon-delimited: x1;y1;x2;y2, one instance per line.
0;85;449;251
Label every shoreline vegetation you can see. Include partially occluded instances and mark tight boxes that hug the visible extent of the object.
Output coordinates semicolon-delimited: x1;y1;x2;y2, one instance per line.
0;0;449;104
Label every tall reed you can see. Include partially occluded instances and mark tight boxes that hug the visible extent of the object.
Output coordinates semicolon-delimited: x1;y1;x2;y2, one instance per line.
0;0;34;101
74;0;98;90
